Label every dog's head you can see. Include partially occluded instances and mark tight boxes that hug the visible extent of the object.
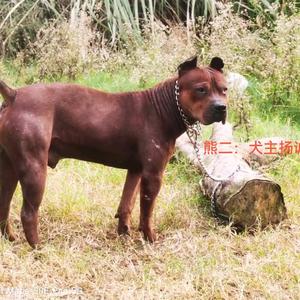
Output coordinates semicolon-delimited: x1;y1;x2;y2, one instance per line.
177;56;228;125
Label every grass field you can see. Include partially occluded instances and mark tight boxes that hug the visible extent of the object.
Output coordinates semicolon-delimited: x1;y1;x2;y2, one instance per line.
0;70;300;299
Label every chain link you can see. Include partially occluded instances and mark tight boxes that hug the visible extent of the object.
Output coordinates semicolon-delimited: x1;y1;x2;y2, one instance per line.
175;80;240;220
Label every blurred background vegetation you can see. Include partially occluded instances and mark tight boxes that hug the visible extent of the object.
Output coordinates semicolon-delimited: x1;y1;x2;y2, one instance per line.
0;0;300;130
0;0;299;56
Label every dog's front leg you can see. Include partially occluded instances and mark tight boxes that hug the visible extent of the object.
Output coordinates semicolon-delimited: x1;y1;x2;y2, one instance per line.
116;169;141;235
139;171;162;242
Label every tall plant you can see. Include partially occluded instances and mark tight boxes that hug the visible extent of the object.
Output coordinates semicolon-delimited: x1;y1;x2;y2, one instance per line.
0;0;218;56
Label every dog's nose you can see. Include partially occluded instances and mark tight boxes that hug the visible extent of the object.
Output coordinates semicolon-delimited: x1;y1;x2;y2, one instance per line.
214;104;227;112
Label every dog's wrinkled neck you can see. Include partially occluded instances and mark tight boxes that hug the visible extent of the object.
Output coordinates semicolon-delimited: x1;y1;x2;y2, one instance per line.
174;79;198;128
146;78;188;139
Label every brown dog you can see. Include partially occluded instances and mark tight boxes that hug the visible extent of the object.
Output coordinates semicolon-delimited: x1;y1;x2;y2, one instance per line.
0;56;227;248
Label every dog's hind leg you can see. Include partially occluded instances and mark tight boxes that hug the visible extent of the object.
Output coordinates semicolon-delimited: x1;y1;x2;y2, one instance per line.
18;156;47;249
115;170;141;236
0;148;18;241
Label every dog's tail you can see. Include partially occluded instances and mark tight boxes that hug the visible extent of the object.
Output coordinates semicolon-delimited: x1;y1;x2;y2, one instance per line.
0;80;16;105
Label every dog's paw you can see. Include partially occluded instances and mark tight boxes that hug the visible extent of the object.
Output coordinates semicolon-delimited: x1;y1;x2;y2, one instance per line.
117;222;131;236
7;232;16;242
142;227;157;243
1;223;17;242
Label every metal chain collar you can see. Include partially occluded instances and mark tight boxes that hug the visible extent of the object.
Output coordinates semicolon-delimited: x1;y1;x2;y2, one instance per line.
175;80;240;220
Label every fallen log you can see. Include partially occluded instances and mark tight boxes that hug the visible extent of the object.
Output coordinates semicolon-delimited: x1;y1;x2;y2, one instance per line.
176;123;287;229
239;137;283;167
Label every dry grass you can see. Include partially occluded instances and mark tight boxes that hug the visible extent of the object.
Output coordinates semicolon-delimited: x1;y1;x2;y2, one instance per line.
0;152;299;299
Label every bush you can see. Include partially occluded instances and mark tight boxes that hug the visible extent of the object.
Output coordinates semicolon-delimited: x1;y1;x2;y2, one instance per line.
17;12;109;80
105;22;197;85
0;60;6;78
197;6;300;121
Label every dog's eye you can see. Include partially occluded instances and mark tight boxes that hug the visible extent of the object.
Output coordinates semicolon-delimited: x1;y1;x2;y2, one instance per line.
196;87;206;95
222;87;228;94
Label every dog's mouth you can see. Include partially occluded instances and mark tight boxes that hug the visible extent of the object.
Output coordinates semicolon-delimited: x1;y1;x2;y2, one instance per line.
202;110;227;125
220;111;227;124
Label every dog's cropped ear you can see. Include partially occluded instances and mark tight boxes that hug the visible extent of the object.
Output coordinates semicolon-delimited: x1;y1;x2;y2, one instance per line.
178;56;197;77
209;57;224;72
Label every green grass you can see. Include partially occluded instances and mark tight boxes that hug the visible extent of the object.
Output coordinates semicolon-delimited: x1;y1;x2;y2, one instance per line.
3;61;158;91
0;68;300;299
